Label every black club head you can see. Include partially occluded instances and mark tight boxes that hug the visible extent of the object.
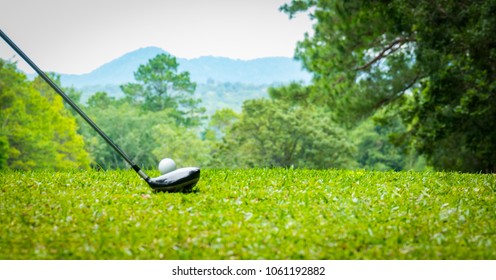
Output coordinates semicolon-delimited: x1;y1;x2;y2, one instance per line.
146;167;200;193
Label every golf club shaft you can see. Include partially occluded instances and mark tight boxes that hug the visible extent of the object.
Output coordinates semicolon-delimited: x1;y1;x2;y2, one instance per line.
0;29;150;181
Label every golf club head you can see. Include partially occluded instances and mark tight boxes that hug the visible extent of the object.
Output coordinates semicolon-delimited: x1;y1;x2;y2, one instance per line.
146;167;200;193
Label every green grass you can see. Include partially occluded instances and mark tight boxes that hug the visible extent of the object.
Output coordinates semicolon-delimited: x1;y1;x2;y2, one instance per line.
1;169;495;259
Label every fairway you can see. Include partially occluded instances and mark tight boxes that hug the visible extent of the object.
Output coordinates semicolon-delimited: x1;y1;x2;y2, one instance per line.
1;169;495;259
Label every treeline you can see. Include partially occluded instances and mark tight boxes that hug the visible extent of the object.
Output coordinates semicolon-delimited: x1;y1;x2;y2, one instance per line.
77;81;271;115
2;0;494;173
196;81;269;115
0;55;423;171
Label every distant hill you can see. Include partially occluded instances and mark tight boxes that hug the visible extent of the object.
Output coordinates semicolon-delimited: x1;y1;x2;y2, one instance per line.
53;47;312;114
60;47;164;87
59;46;311;88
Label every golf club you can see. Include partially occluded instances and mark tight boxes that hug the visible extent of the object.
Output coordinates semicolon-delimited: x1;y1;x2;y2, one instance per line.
0;29;200;193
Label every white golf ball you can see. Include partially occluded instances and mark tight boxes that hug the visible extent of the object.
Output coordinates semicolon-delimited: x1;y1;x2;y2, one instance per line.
158;158;176;174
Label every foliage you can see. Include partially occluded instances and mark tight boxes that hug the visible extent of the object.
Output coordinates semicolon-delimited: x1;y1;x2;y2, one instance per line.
1;169;495;259
0;60;90;170
79;101;163;169
77;91;211;169
71;53;214;170
281;0;496;172
207;108;240;140
0;134;8;169
268;82;312;105
352;112;426;171
151;124;213;168
74;81;271;116
121;53;205;126
212;98;356;169
196;81;269;115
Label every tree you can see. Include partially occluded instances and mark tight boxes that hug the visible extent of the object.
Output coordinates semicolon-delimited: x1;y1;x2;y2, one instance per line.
268;82;312;105
282;0;496;172
212;98;356;169
31;75;92;169
208;108;240;139
80;92;213;169
0;134;8;169
78;100;170;169
121;54;205;126
151;124;212;168
75;55;211;170
87;91;116;109
0;60;90;170
352;111;426;171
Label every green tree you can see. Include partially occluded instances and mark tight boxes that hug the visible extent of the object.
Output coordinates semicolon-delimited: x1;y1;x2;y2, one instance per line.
208;108;240;139
152;124;212;168
121;54;205;126
352;111;426;171
213;98;355;169
78;101;170;169
0;134;8;169
0;60;90;170
268;82;312;105
282;0;496;172
87;91;116;109
31;76;92;169
80;94;211;169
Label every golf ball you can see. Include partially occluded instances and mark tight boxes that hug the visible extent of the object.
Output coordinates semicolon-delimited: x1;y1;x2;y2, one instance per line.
158;158;176;174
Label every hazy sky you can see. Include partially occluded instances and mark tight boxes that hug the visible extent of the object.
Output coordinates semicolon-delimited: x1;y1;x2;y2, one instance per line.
0;0;313;74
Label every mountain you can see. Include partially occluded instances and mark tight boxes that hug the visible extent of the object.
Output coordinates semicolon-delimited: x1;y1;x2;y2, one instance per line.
59;47;311;88
60;47;165;87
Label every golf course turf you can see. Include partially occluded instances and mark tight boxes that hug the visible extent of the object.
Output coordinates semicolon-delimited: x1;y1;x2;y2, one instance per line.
1;169;495;259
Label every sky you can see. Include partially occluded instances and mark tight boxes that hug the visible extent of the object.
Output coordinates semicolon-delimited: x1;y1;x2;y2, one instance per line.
0;0;313;74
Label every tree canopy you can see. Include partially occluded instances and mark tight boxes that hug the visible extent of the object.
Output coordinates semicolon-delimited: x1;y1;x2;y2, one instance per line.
0;60;90;170
121;53;204;127
211;83;356;169
75;54;209;170
282;0;496;172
